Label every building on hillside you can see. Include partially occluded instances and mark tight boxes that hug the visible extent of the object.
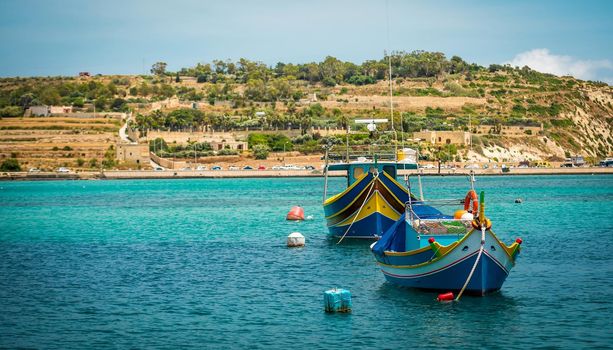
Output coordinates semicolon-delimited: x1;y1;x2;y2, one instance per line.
79;72;91;77
49;106;73;114
116;143;150;166
26;106;51;117
25;105;73;116
413;130;470;146
209;140;248;151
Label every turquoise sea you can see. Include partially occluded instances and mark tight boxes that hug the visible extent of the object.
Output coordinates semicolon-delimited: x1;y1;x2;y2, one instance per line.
1;175;612;349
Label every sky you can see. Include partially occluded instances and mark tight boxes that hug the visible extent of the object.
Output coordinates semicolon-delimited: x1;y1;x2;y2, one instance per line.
0;0;612;83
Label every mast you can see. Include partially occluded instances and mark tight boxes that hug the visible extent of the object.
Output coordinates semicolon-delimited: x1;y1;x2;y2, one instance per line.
385;0;398;161
387;51;397;161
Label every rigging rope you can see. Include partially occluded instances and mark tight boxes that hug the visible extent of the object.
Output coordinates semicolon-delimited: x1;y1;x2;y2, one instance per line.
337;172;379;244
455;226;486;301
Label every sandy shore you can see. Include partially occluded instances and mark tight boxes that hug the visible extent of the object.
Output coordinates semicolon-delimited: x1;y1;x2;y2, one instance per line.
1;167;612;181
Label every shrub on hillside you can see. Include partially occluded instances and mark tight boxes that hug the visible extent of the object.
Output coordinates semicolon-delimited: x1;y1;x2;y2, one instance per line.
0;158;21;171
252;144;270;160
0;106;23;117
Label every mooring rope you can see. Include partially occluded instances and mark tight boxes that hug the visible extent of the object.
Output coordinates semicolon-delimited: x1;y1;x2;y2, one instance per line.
455;226;486;301
337;172;379;244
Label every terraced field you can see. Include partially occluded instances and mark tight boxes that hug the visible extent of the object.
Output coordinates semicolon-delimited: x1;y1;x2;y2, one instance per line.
0;116;120;170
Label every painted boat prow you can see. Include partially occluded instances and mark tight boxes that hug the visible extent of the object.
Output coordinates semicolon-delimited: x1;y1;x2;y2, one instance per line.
371;214;521;295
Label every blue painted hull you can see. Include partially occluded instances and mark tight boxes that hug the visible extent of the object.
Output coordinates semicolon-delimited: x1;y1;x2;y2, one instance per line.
380;251;510;295
373;226;519;295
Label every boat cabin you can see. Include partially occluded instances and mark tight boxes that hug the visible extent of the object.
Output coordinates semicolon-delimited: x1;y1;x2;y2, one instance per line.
328;161;418;187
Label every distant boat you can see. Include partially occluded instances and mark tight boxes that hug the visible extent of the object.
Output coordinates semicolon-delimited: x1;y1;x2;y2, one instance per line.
370;181;522;296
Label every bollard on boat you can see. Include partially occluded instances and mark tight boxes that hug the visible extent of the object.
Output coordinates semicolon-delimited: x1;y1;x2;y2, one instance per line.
287;232;305;247
324;288;352;313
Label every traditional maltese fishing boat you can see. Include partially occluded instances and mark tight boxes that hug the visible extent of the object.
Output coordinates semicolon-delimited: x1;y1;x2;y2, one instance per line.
370;175;522;297
322;147;419;239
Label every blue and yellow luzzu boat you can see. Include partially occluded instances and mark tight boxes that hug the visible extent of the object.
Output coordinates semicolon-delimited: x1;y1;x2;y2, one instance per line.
323;153;443;239
371;189;522;296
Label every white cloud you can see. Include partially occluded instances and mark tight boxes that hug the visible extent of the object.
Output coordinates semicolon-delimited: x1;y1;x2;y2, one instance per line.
506;49;612;82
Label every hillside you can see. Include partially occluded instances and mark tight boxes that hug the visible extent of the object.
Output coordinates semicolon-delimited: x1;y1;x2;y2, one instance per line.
1;51;612;170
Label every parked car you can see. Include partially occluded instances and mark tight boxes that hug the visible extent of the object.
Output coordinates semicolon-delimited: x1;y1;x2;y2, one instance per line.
258;165;267;170
154;167;164;171
419;164;436;169
228;166;239;171
211;166;222;170
464;163;479;169
28;168;41;173
280;164;305;170
305;165;315;170
196;165;208;171
56;167;71;173
180;167;192;171
272;165;282;170
243;165;254;170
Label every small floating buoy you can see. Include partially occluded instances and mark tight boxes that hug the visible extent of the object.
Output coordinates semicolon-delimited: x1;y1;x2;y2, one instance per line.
324;288;352;313
287;232;305;247
515;198;523;203
437;292;455;302
286;206;305;221
305;215;314;220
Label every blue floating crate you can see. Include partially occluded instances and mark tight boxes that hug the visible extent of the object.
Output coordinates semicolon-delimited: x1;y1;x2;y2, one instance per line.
324;288;352;313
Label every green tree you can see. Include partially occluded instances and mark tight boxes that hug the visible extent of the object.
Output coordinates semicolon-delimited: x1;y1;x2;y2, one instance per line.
0;158;21;171
252;144;270;160
150;62;168;76
39;87;61;105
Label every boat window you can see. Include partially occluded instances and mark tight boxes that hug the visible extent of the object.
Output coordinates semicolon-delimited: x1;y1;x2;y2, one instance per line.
353;167;364;179
383;165;396;178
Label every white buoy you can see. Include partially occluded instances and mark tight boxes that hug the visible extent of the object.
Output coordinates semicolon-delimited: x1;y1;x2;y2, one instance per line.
287;232;305;247
461;212;474;221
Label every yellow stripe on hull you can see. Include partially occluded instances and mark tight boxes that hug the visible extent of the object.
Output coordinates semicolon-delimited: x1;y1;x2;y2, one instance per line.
332;190;401;227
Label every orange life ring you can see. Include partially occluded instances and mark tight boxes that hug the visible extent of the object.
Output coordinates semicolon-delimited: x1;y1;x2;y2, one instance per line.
464;190;478;213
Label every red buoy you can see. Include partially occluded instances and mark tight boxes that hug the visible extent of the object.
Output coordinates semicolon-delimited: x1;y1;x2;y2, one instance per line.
286;206;305;221
437;292;455;302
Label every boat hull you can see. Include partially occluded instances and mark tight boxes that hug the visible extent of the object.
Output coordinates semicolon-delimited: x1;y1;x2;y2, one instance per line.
323;172;408;239
373;228;518;295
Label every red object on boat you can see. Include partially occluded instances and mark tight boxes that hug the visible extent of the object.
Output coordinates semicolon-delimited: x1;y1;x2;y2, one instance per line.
428;237;436;244
437;292;455;301
286;206;305;221
516;238;523;244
